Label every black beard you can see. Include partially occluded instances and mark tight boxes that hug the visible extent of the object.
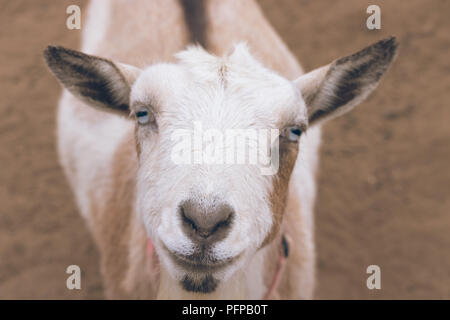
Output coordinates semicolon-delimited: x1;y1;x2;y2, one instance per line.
181;274;218;293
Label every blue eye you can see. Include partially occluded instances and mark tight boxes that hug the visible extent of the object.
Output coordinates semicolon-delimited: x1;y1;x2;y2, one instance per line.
283;126;302;142
136;110;151;125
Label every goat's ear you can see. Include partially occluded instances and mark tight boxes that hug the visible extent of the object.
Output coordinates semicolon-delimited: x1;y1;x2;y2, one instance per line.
43;46;141;115
295;37;398;125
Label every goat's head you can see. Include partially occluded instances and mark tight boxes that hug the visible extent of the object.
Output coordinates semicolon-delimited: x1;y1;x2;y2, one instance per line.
44;37;397;294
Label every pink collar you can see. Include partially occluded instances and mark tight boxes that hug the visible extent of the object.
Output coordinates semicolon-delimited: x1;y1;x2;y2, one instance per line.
263;234;290;300
146;234;290;300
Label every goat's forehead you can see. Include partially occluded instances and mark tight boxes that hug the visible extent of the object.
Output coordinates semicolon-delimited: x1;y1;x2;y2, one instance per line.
131;48;306;127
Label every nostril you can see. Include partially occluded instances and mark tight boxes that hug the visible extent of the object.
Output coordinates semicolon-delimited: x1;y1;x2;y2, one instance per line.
181;207;198;232
211;212;232;233
179;200;234;242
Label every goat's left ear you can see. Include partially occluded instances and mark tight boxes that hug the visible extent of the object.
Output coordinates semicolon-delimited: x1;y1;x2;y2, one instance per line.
44;46;141;116
295;37;398;125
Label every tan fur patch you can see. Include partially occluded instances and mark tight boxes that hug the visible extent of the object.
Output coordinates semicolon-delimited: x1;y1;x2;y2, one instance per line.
89;133;144;298
134;125;141;158
261;140;299;248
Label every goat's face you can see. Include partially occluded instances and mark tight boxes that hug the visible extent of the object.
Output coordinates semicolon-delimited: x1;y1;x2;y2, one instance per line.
44;38;397;294
131;45;305;292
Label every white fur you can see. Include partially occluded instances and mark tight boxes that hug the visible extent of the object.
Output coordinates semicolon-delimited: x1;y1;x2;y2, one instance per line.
81;0;110;54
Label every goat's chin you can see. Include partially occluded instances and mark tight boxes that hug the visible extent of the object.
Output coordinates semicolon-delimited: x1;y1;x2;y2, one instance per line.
156;246;268;300
157;251;246;298
157;266;246;299
169;257;238;294
173;265;228;294
180;273;219;293
155;267;224;299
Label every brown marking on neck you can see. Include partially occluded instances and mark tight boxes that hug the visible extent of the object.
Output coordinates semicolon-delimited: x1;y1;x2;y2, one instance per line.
89;133;152;298
261;140;299;248
134;125;141;158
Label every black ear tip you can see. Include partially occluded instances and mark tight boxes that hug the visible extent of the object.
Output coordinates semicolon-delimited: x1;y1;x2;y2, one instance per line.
378;36;399;54
43;45;74;60
389;35;398;44
367;36;399;65
43;45;62;63
44;45;57;54
385;36;398;48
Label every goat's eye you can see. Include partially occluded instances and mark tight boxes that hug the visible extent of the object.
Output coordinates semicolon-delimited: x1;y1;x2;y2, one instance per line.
136;110;151;125
282;126;302;142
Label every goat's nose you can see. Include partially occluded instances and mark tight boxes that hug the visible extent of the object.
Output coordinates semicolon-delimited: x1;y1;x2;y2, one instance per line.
179;199;234;244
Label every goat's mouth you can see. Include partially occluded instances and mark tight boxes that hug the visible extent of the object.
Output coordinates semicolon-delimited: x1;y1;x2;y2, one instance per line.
169;249;237;273
161;241;239;272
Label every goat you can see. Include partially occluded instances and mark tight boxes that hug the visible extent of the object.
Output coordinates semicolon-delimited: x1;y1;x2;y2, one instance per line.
44;0;397;299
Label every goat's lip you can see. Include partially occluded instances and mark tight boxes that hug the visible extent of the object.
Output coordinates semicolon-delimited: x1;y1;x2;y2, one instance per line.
166;249;237;273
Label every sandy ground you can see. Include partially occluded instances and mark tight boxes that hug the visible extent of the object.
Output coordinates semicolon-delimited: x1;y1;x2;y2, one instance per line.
0;0;449;299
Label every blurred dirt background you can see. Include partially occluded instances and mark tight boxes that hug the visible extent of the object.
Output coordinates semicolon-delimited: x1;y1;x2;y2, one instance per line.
0;0;449;299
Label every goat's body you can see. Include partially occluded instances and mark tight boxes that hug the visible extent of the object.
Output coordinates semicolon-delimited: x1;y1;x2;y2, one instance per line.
58;0;320;299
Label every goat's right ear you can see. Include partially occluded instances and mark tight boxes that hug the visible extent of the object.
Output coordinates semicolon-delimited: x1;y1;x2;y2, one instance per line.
43;46;141;115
